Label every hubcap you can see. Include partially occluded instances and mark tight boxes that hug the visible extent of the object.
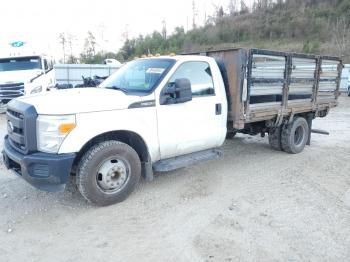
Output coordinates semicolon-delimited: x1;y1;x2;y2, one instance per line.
96;158;129;193
294;126;304;146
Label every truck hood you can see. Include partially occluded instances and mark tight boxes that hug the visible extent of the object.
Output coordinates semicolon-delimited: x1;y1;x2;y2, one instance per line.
17;88;143;114
0;69;43;85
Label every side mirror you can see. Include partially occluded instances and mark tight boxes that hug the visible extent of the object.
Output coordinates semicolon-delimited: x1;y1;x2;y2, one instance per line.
161;78;192;105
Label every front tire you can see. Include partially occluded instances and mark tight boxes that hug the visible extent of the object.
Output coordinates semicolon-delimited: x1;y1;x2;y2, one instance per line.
281;117;309;154
76;140;141;206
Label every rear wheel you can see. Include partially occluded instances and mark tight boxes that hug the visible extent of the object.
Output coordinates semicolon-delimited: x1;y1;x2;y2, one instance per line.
281;117;309;154
76;140;141;206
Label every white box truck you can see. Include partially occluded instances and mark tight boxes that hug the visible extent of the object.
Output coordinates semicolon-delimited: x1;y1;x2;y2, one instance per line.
2;48;342;206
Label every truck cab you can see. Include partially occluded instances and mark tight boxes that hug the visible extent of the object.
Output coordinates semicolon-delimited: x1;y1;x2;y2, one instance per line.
3;55;227;205
0;54;55;110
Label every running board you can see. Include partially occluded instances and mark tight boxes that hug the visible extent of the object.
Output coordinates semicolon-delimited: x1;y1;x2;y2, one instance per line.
153;149;223;172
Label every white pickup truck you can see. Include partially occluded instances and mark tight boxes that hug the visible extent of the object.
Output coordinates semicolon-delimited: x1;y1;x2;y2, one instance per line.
0;54;55;110
2;48;342;206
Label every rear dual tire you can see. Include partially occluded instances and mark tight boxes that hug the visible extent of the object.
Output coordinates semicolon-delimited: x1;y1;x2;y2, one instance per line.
268;117;309;154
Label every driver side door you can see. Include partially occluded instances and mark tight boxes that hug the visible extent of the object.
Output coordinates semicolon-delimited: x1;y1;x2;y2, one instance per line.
156;61;223;159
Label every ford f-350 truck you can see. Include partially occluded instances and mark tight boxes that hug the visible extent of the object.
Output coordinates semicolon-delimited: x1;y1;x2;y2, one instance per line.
2;48;342;206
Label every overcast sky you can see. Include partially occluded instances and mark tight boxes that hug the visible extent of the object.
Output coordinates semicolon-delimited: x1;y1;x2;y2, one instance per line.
0;0;253;59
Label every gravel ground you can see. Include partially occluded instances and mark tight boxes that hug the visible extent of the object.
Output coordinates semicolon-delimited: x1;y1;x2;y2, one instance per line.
0;95;349;262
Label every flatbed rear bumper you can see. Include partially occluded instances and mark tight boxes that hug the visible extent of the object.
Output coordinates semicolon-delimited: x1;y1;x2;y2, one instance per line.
2;136;76;192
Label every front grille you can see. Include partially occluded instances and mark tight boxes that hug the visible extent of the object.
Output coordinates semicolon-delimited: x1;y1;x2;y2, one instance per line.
8;108;24;119
0;82;25;99
6;100;37;154
7;109;26;151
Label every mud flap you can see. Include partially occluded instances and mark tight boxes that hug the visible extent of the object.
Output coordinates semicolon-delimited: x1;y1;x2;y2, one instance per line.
306;114;313;146
142;156;154;182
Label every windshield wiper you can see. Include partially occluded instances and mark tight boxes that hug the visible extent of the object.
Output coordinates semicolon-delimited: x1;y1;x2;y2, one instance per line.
105;86;128;93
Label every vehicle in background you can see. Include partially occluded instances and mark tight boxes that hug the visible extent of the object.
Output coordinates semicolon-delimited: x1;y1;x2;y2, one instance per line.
0;54;55;111
74;75;108;88
2;48;342;206
104;58;122;66
54;63;121;87
56;75;108;89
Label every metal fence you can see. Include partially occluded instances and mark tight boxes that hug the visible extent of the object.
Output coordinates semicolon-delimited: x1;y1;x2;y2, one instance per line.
54;64;121;86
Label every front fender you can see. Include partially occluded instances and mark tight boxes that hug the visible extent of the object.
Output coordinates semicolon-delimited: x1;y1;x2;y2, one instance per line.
58;108;160;162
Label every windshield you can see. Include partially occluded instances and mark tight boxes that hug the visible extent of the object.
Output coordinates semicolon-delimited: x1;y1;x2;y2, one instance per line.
0;56;42;72
100;58;175;93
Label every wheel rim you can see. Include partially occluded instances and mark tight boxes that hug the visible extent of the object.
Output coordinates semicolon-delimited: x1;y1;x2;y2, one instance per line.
96;157;130;193
294;125;305;146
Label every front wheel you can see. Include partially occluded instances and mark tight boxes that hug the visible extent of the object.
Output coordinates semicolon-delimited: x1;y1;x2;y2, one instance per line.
76;140;141;206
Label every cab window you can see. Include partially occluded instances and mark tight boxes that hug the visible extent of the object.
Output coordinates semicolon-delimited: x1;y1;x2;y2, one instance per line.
168;61;214;96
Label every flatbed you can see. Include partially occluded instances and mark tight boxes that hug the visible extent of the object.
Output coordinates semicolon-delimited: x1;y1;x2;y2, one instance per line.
185;48;342;129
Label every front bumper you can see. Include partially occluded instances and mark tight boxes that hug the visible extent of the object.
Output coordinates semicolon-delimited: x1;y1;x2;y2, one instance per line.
2;136;76;192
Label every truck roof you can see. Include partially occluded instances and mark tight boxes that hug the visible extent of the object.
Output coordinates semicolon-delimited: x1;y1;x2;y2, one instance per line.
0;54;51;60
139;55;214;63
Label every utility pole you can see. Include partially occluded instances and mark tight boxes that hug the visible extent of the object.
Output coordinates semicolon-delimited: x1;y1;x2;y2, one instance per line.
121;24;129;42
58;33;66;63
67;33;75;63
98;23;106;54
204;2;207;25
186;16;189;32
162;20;167;39
192;0;197;29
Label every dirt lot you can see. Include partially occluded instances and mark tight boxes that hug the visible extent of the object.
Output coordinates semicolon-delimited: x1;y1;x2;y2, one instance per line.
0;96;350;262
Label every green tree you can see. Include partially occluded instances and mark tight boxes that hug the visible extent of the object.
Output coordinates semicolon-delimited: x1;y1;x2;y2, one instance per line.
80;31;97;63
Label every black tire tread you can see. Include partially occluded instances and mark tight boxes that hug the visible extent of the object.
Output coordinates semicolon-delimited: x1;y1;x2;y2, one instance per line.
281;117;309;154
76;140;141;206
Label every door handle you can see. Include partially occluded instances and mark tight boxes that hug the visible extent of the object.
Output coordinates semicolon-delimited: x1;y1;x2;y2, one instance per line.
215;103;222;115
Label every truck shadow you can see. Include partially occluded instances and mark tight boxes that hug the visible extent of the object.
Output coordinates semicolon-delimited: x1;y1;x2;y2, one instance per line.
0;135;281;212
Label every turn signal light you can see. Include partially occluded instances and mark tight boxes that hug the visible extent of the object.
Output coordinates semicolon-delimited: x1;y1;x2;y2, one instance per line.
59;123;76;134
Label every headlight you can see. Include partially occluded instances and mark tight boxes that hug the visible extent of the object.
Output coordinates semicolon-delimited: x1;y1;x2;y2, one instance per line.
30;85;43;94
37;115;76;153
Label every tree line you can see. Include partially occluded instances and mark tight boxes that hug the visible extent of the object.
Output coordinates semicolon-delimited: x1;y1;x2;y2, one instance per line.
59;0;350;63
